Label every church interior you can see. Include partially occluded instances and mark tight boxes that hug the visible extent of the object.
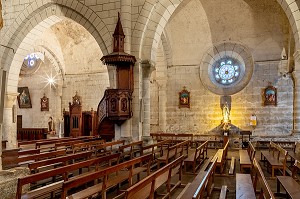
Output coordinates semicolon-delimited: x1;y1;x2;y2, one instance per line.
1;0;300;198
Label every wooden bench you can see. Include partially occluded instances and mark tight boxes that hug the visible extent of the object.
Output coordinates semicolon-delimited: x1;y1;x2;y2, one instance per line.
176;156;217;199
28;151;93;174
16;153;120;199
119;155;185;199
277;160;300;198
118;140;143;161
287;142;300;166
157;140;189;169
236;158;275;199
256;140;295;150
211;140;229;173
61;154;153;199
260;141;288;178
239;141;256;173
54;140;87;153
18;149;66;166
18;148;41;156
94;140;125;156
142;140;170;158
18;137;92;149
184;140;208;175
72;139;105;154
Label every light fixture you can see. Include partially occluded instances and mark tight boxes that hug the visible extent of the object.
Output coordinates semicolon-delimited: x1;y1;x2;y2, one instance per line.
41;70;58;89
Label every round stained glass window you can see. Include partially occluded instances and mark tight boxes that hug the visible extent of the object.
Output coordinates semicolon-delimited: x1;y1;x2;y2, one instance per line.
213;57;241;85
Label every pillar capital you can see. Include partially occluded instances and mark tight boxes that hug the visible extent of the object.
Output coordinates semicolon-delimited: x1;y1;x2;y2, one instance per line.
5;92;18;108
140;60;155;77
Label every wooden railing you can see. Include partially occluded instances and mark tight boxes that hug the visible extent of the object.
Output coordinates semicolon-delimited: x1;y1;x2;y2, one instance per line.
97;89;133;125
17;128;47;141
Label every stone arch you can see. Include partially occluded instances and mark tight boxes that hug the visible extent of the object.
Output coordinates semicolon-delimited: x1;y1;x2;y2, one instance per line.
134;0;300;63
33;38;66;75
0;0;111;93
160;31;173;67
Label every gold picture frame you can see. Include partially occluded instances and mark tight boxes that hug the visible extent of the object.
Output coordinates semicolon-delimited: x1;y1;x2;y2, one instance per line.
179;86;190;108
263;85;277;106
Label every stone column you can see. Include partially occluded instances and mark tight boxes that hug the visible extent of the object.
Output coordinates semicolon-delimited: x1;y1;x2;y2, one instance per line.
141;60;155;142
118;119;133;144
3;92;18;148
157;80;167;132
293;50;300;134
121;0;131;53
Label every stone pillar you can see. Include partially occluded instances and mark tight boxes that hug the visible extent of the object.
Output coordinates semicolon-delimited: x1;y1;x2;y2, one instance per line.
157;81;167;132
121;0;131;53
117;119;133;144
3;92;18;148
141;60;155;142
293;50;300;134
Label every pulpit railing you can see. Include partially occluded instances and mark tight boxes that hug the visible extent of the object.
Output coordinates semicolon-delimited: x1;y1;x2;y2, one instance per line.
97;89;133;125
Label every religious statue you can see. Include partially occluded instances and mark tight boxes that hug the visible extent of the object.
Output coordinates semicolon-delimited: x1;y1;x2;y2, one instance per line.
222;103;230;124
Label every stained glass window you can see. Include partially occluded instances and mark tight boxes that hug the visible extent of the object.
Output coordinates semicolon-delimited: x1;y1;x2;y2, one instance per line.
213;57;241;85
24;53;40;67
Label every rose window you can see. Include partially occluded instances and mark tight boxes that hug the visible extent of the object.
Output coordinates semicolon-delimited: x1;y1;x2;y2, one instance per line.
213;57;241;85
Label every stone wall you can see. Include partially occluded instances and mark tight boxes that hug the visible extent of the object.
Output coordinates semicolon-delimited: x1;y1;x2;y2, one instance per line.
61;72;109;111
0;0;3;29
149;0;293;137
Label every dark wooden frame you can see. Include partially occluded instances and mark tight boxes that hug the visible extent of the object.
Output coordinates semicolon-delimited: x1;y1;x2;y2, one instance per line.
17;87;32;108
40;95;49;111
263;85;277;106
179;87;190;108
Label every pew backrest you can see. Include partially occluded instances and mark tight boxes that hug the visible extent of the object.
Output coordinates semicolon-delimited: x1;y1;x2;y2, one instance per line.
16;153;120;199
193;157;218;199
252;158;275;199
61;154;153;199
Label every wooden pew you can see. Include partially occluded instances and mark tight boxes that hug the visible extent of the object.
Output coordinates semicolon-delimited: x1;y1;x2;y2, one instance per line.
184;140;208;175
18;148;40;156
61;154;153;199
72;139;105;154
119;155;185;199
236;158;275;199
54;140;87;153
287;142;300;166
239;141;256;173
142;140;170;158
28;151;93;174
260;141;288;178
277;160;300;198
18;136;88;149
176;156;217;199
18;149;66;166
118;140;143;161
211;140;229;173
16;153;120;199
256;140;295;151
94;140;125;156
157;140;189;169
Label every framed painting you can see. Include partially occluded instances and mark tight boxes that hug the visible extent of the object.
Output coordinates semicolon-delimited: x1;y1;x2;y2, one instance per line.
17;87;32;108
41;94;49;111
179;86;190;108
263;85;277;106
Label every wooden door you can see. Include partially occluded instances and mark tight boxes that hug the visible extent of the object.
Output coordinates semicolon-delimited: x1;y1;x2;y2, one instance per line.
17;115;22;130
